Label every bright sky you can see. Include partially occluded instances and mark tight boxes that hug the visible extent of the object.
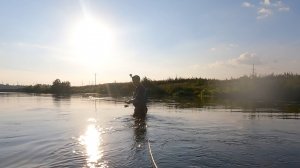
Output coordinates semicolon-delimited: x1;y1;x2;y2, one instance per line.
0;0;299;86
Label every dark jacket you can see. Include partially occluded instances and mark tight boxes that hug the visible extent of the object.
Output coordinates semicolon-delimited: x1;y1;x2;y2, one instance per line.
132;84;147;108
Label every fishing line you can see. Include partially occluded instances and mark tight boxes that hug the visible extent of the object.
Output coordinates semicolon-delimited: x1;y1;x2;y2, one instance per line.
89;96;157;166
148;139;158;168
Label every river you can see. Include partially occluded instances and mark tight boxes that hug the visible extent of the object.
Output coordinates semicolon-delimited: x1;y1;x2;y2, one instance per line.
0;92;300;168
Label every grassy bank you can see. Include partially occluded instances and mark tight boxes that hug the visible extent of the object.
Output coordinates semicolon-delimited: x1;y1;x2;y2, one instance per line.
20;73;300;101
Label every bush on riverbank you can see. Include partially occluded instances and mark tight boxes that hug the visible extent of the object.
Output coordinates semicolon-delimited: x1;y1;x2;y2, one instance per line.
23;79;71;94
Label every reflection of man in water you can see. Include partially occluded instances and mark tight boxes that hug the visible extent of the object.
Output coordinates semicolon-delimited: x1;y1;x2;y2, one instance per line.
126;74;147;118
134;118;147;143
131;112;148;167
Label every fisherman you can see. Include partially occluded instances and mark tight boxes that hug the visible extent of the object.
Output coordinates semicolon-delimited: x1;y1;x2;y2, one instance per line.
126;74;147;118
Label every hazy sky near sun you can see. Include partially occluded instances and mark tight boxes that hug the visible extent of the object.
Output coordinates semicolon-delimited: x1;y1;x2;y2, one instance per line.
0;0;300;85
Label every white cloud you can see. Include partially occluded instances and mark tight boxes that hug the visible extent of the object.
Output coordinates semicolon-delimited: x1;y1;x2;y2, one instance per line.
242;2;255;8
209;43;239;52
278;6;290;11
264;0;271;6
193;52;263;79
230;52;262;65
207;52;262;68
274;1;290;11
206;61;226;68
193;43;300;79
243;0;290;19
228;43;239;48
257;7;273;19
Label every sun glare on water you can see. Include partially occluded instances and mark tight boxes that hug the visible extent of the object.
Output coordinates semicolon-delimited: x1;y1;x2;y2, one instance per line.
70;17;115;69
78;118;108;168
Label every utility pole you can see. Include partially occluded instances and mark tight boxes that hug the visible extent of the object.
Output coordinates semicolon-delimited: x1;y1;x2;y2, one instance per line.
252;64;255;78
95;73;96;86
94;73;97;93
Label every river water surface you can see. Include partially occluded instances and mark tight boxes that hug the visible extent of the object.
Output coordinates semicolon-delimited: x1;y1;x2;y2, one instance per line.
1;92;300;168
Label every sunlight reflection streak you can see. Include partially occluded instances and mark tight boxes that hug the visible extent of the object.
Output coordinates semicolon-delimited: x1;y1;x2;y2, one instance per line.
79;118;107;168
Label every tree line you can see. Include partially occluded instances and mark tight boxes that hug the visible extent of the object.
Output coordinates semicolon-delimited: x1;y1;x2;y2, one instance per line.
23;79;71;94
21;73;300;101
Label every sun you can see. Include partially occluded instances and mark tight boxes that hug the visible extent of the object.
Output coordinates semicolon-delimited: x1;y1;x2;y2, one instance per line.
70;17;115;69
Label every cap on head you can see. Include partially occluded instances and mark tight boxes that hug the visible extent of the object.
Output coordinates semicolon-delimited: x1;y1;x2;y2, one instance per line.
129;74;140;82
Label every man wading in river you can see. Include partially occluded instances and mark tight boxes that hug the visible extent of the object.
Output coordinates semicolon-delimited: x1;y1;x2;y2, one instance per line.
126;74;147;118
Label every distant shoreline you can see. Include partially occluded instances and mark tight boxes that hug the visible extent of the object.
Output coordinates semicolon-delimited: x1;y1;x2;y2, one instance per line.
1;73;300;102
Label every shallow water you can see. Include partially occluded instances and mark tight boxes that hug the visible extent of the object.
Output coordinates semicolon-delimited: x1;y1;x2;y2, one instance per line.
0;93;300;168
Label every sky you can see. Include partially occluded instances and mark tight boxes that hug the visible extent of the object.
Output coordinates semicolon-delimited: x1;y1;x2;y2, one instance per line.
0;0;300;86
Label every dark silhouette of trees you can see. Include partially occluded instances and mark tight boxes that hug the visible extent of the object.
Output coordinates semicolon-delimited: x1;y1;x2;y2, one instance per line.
23;84;51;93
51;79;71;94
18;73;300;101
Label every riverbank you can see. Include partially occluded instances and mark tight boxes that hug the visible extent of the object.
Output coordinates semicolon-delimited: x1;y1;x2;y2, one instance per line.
4;73;300;102
72;73;300;101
